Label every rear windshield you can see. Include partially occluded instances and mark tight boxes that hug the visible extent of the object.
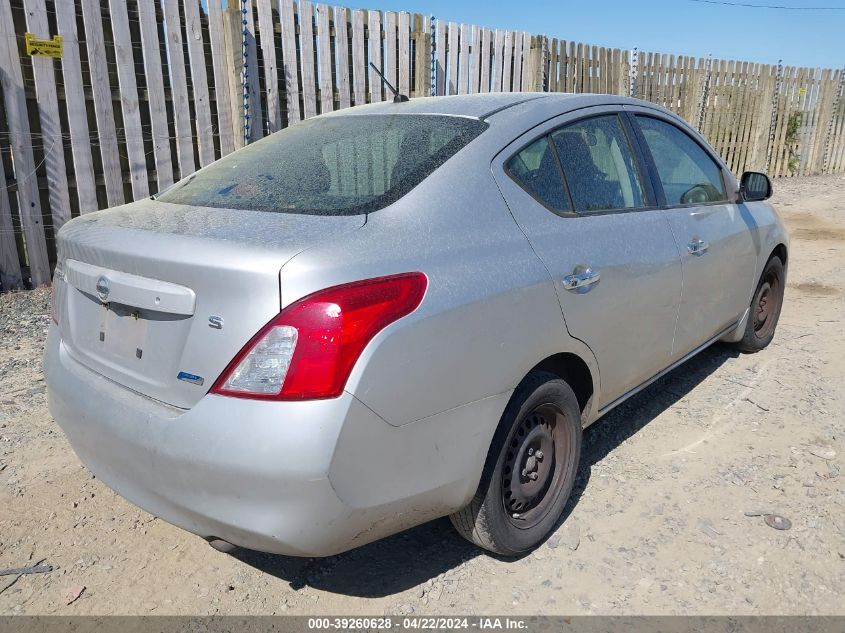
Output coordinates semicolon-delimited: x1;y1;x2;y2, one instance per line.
156;114;487;215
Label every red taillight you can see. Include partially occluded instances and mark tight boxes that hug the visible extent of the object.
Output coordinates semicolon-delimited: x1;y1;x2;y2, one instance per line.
211;272;427;401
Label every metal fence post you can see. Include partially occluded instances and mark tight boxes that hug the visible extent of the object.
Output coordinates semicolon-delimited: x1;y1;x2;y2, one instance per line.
430;15;437;96
628;48;638;98
240;0;251;144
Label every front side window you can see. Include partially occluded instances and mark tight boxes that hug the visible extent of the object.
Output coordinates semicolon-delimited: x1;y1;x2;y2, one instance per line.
551;115;646;213
506;136;571;212
157;114;487;215
636;116;727;206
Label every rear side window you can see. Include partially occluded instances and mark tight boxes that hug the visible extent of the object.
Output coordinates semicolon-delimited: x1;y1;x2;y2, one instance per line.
506;137;571;212
157;115;487;215
636;116;727;205
551;115;646;213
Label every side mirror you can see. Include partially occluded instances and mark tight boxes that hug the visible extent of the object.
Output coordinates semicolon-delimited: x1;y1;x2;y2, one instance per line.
739;171;772;202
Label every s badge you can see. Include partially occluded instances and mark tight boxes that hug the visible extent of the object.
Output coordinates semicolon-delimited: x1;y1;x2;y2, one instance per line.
208;315;224;330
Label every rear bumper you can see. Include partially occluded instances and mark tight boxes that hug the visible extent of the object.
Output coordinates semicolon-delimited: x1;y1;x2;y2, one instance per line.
44;327;502;556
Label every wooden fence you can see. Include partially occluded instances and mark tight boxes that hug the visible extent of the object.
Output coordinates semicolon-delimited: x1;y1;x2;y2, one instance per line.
1;0;844;289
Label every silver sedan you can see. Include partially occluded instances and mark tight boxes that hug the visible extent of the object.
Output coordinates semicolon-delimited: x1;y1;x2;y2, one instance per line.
45;93;788;557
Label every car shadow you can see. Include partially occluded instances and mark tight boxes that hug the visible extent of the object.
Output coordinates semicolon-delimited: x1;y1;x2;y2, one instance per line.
230;343;739;597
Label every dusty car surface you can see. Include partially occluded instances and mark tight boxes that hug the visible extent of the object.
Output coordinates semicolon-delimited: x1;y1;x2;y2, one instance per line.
45;93;788;557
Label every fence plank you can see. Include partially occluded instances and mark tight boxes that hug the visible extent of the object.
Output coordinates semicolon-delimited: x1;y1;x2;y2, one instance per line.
511;32;523;91
833;99;845;172
433;21;445;95
222;6;246;148
108;0;150;197
723;60;742;171
411;13;430;97
256;0;282;132
715;59;735;166
0;0;49;284
479;27;491;93
522;34;532;91
316;4;333;113
335;7;351;109
738;63;760;173
751;64;775;171
740;61;759;173
54;0;97;211
398;12;410;96
80;0;125;205
161;0;197;177
299;1;318;117
491;29;503;92
771;66;792;176
184;0;215;162
368;10;383;101
799;69;816;176
469;25;481;94
137;0;176;186
546;38;557;92
23;0;72;227
279;0;302;123
385;12;398;94
447;22;458;95
458;24;469;94
804;69;826;175
351;9;366;105
558;40;568;93
207;0;235;153
812;70;837;173
502;31;513;92
0;166;23;290
730;62;751;173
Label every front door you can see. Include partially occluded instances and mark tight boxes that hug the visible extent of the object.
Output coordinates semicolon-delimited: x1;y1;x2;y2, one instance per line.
629;112;757;358
493;109;683;409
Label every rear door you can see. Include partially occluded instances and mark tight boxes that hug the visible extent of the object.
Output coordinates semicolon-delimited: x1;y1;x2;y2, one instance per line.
492;107;682;409
628;110;757;359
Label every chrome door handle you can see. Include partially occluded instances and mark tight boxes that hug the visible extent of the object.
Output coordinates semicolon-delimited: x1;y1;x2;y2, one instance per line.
688;238;709;255
563;268;601;290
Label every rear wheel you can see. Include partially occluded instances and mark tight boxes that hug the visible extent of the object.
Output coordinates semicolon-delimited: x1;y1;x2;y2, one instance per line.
449;371;582;556
736;255;785;353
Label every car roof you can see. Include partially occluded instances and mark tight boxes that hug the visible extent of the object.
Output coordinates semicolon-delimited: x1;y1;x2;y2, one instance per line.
320;92;662;121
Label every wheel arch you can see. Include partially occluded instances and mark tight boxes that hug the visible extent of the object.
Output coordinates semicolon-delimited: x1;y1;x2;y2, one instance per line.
527;352;596;426
770;243;788;269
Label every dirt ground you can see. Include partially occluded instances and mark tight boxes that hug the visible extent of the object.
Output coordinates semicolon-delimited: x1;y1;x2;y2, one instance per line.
1;175;844;616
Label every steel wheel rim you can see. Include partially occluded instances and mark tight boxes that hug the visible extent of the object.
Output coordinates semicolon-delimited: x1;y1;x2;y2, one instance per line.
753;268;781;339
501;403;572;529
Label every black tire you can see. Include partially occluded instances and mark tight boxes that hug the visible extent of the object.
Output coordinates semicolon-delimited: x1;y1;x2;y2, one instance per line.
449;371;582;556
736;255;785;353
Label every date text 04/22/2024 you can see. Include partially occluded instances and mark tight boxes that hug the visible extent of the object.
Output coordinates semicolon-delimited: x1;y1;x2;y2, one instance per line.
307;618;529;630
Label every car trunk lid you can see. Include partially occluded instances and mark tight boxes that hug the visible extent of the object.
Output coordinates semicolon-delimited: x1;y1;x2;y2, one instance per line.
54;199;365;409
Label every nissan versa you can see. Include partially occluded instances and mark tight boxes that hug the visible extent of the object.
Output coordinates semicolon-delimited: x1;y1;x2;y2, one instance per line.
45;93;788;557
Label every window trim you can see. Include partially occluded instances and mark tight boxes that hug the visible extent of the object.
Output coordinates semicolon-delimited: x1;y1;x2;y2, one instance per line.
503;136;578;218
503;112;660;218
626;111;732;210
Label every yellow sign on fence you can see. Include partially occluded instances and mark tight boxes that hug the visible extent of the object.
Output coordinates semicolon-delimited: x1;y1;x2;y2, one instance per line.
25;33;63;58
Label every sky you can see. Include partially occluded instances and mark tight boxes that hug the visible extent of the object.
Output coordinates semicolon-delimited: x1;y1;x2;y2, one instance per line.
340;0;845;69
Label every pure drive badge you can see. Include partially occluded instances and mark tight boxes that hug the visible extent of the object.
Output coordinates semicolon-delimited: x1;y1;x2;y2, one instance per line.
177;372;204;386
